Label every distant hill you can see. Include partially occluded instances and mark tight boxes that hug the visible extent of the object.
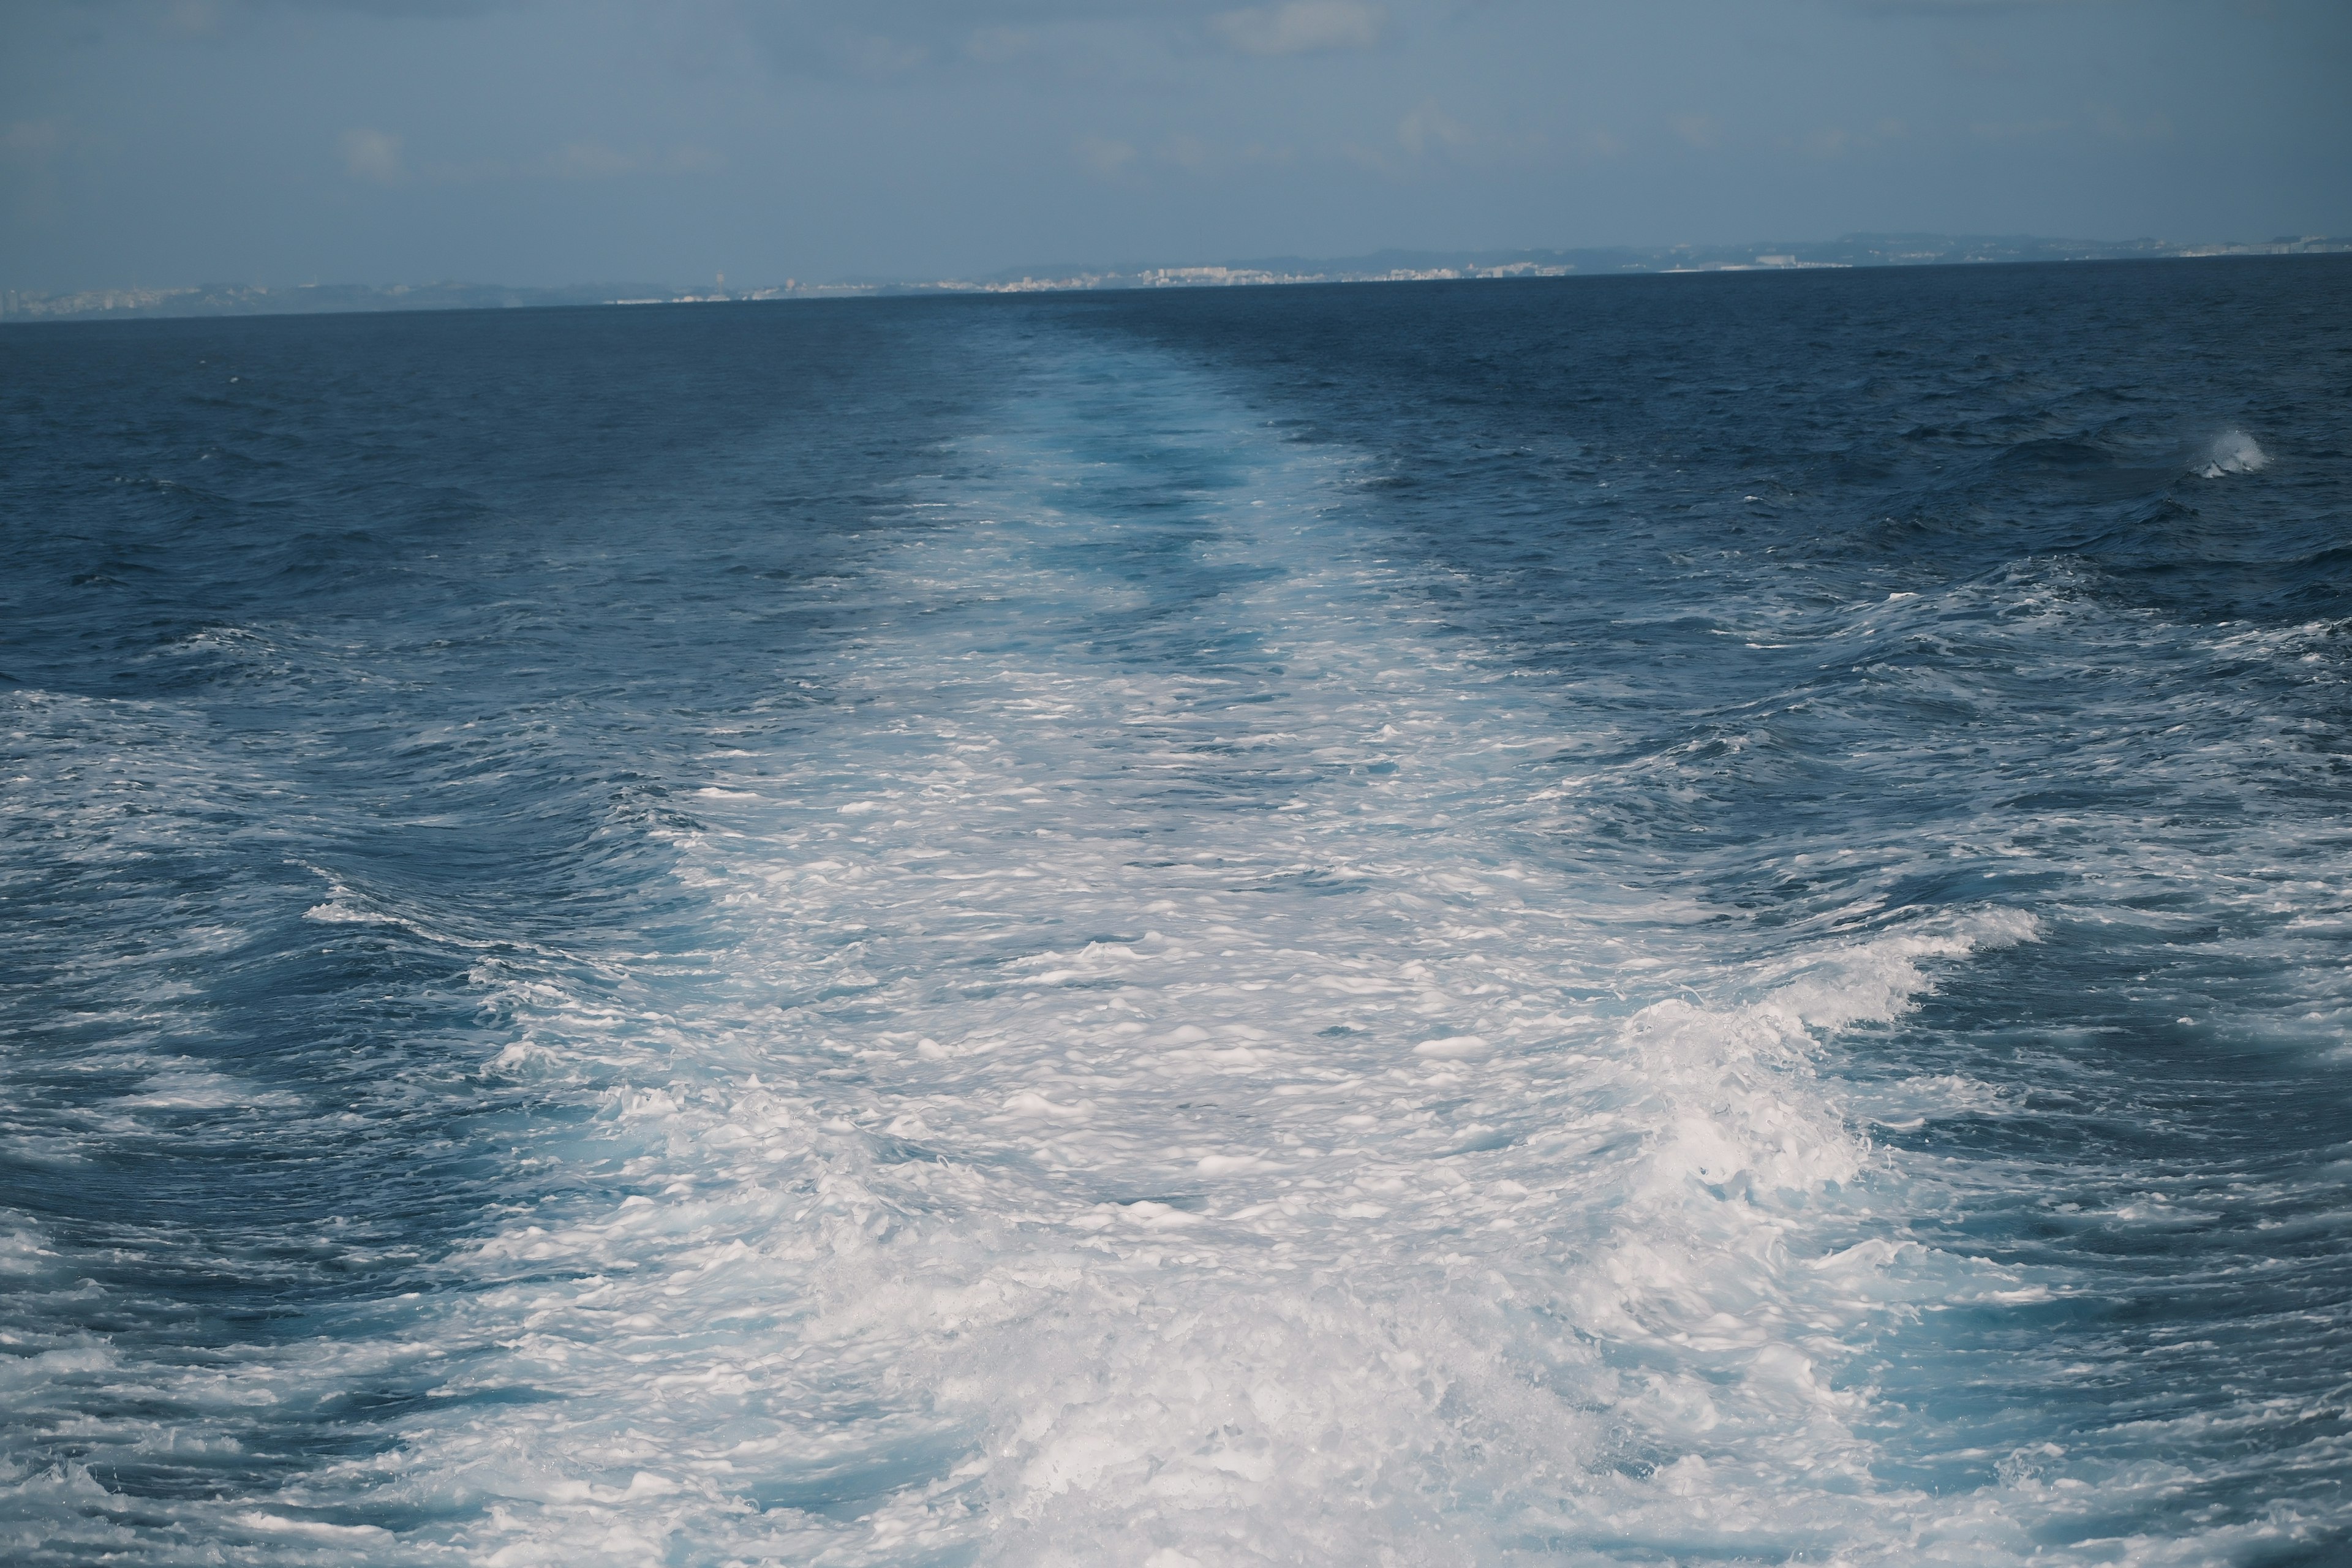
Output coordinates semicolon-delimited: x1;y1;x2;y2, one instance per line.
6;233;2346;323
0;279;673;324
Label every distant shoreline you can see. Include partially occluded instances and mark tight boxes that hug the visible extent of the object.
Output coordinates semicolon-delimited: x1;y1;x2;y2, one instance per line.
4;233;2347;326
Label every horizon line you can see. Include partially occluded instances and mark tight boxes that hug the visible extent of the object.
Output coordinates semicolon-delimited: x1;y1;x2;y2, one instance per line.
5;230;2350;326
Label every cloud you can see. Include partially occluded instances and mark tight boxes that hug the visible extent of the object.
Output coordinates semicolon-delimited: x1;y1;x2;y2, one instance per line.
2;121;65;168
1845;0;2116;10
334;130;714;186
1942;38;2013;74
339;126;404;183
1210;1;1382;57
829;28;930;74
963;24;1039;64
59;0;515;36
699;2;1164;81
552;142;721;179
1970;116;2069;140
1162;132;1212;170
2090;104;2171;140
1076;130;1137;175
172;0;507;17
1776;119;1904;157
1396;98;1469;156
59;1;1401;84
1134;133;1298;175
1671;114;1720;149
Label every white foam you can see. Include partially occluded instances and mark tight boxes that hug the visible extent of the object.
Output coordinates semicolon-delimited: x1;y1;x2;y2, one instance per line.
2195;429;2269;477
34;331;2332;1563
276;337;2106;1565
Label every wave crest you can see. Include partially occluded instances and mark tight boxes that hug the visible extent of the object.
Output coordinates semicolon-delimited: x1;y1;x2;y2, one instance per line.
2196;429;2269;478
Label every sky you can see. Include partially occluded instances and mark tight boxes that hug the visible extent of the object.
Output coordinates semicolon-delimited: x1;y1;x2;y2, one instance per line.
2;0;2348;292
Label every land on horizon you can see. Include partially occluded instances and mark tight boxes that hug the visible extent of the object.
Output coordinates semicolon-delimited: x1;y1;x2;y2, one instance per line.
6;232;2347;325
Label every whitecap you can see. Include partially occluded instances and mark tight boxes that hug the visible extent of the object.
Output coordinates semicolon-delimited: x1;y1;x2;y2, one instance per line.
2195;429;2269;477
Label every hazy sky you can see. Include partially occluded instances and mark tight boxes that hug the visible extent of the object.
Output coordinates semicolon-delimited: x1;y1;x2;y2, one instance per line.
4;0;2348;290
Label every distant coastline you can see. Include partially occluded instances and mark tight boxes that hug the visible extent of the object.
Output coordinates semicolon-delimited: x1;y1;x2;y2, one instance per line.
5;232;2347;325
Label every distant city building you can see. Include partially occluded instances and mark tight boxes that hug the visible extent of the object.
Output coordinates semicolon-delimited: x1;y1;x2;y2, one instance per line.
4;236;2346;323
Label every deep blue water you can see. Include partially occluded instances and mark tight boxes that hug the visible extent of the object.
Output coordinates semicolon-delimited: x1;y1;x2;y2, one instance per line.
3;258;2349;1565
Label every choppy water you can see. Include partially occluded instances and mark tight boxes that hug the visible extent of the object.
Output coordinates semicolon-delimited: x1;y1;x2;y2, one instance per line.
4;258;2351;1566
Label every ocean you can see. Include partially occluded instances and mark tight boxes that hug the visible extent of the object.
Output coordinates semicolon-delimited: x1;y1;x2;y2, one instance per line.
3;257;2349;1565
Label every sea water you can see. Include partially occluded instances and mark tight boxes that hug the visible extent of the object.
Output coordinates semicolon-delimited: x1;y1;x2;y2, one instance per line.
4;258;2350;1564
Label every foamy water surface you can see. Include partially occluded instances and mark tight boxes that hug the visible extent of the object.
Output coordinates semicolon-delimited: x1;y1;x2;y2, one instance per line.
6;260;2351;1564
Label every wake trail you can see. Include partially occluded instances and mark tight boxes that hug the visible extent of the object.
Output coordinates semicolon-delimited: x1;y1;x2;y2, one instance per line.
311;335;2042;1566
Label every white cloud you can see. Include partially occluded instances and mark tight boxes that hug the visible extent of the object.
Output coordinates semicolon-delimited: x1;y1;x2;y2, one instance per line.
1210;0;1383;57
339;127;404;183
963;24;1037;64
1396;98;1469;156
163;1;226;36
1076;131;1137;175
